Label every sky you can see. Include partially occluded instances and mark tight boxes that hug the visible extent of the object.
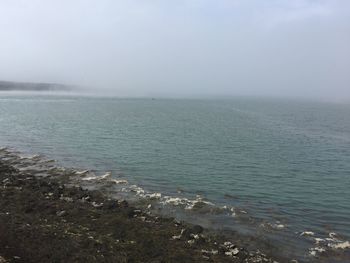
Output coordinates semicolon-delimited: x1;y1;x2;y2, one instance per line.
0;0;349;99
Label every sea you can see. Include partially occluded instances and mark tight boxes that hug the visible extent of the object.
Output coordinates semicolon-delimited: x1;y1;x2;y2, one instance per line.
0;94;349;262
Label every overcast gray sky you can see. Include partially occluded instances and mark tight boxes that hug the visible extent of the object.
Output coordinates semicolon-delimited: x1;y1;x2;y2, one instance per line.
0;0;349;99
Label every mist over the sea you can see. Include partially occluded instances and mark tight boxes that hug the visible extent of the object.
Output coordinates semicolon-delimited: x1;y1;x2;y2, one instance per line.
0;0;349;100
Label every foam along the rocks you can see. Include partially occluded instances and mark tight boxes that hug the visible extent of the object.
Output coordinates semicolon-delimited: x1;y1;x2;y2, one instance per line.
80;172;128;186
309;247;326;256
81;172;111;181
122;184;237;216
17;154;41;161
3;149;220;215
307;231;350;256
314;237;325;244
110;179;128;184
300;231;314;236
225;247;240;256
260;222;285;231
74;170;90;176
328;241;350;250
274;224;285;230
144;192;161;199
160;195;215;211
100;172;112;180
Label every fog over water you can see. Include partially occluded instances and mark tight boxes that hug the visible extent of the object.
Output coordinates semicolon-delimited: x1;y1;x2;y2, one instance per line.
0;0;349;100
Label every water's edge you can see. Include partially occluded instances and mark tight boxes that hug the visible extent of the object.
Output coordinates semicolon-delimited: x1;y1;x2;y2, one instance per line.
1;146;349;262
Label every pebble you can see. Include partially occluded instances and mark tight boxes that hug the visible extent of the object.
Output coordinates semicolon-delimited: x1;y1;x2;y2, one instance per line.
92;202;103;208
56;210;66;217
201;249;218;255
225;248;239;256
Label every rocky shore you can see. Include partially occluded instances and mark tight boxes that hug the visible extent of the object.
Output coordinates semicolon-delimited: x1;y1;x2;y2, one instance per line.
0;148;284;263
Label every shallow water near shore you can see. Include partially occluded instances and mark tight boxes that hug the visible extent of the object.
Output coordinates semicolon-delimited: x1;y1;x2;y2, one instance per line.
0;95;350;261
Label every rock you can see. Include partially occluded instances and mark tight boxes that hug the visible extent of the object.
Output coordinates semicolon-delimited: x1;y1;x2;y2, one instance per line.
225;247;239;256
125;207;138;218
92;202;103;208
56;210;66;217
223;241;235;249
172;229;185;240
187;239;195;245
103;200;118;210
201;249;218;255
118;200;128;208
182;225;203;239
192;225;204;234
60;196;73;202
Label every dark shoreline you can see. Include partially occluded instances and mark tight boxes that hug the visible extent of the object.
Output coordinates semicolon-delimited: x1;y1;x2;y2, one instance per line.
1;148;348;262
0;80;70;92
0;148;288;263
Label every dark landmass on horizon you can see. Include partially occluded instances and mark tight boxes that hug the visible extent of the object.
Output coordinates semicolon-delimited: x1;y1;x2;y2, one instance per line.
0;80;71;92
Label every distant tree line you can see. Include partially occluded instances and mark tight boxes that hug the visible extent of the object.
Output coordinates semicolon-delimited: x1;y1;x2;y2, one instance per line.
0;80;70;91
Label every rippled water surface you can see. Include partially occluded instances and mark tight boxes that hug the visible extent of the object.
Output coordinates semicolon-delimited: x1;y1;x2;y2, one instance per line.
0;95;349;261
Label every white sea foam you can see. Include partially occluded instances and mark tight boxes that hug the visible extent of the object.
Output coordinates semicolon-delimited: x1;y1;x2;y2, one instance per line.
144;192;162;199
80;171;128;186
328;241;350;249
74;170;90;176
100;172;112;180
300;231;314;236
129;185;145;195
306;231;350;256
314;238;325;244
309;247;326;256
110;179;128;184
225;248;239;256
259;221;286;231
274;224;285;230
81;175;99;181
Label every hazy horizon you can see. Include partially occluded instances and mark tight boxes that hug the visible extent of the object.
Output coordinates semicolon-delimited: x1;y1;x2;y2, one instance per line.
1;0;349;101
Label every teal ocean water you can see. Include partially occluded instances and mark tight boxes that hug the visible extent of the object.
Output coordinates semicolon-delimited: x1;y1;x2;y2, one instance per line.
0;95;349;261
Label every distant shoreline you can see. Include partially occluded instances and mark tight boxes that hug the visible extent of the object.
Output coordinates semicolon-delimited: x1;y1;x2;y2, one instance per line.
0;80;71;92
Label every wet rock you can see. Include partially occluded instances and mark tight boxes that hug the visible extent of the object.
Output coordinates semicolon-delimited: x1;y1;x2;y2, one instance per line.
172;229;185;240
118;200;128;208
191;225;204;234
187;239;195;245
60;196;73;202
201;249;219;256
192;201;207;210
92;202;103;208
56;210;67;217
182;225;204;239
103;200;119;210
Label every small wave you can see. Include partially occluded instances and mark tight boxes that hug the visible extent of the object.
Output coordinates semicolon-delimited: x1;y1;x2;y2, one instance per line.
300;231;315;237
260;221;286;231
303;231;350;257
329;241;350;249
